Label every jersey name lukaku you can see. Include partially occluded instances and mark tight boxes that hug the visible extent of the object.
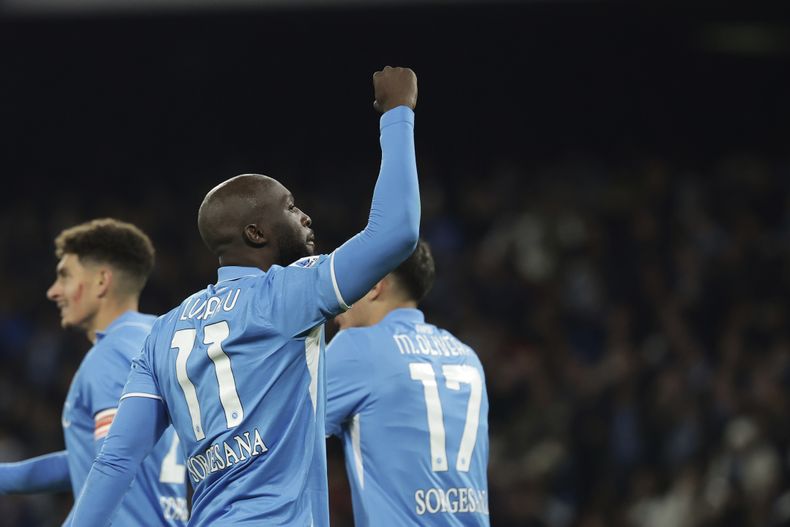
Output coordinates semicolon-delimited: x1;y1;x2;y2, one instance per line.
67;105;419;527
122;255;346;527
62;311;187;525
326;308;490;527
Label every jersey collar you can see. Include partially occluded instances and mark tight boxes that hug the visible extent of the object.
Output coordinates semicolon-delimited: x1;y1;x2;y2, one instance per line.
381;307;425;324
217;266;265;284
95;310;141;342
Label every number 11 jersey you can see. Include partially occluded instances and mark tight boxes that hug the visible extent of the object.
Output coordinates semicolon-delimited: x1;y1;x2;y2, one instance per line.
122;256;346;527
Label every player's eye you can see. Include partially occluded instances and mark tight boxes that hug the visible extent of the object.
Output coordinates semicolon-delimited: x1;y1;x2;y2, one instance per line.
289;203;295;211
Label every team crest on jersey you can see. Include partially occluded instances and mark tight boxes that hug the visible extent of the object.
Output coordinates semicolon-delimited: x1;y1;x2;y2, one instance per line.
290;255;321;269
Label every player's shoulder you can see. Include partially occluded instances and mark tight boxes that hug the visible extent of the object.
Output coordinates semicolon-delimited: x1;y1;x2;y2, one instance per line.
259;254;331;296
288;254;326;269
150;305;183;334
326;328;385;382
268;254;329;278
84;313;154;362
158;285;217;328
328;327;364;349
82;337;136;376
330;324;398;364
327;326;376;357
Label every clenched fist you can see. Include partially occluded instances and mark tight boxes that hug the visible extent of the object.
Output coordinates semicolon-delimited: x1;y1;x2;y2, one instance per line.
373;66;417;114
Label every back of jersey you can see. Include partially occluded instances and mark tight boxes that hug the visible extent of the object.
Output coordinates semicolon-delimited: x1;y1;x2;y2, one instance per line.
125;258;346;526
326;308;490;527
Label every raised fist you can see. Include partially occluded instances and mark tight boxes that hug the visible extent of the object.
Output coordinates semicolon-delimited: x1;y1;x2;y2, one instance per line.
373;66;417;114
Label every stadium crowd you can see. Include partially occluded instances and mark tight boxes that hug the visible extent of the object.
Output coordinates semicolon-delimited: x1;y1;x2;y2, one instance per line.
1;152;788;526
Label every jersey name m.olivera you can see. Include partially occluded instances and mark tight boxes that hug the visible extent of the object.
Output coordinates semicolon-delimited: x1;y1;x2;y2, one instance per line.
326;308;490;527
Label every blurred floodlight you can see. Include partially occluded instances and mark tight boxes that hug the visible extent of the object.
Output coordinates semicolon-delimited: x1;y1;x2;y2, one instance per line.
702;23;790;56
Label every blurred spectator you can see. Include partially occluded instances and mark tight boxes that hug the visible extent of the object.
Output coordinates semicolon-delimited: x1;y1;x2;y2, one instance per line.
3;152;789;526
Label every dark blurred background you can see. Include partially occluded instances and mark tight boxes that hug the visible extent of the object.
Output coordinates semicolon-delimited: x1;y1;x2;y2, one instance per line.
1;1;790;526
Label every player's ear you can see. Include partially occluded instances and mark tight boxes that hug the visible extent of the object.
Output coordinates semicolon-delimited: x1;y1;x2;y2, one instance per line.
368;279;386;301
243;224;268;247
95;267;113;298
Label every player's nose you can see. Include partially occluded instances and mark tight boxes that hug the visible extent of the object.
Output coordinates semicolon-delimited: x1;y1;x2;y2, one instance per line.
46;282;60;301
301;212;312;228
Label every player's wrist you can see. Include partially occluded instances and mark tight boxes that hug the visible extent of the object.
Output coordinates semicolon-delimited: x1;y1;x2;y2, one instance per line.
380;106;415;131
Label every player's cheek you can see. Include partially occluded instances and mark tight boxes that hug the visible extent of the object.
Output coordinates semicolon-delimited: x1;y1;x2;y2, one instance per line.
74;283;84;302
67;283;84;313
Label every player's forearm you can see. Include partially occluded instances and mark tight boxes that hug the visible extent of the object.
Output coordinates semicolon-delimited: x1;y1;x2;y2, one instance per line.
334;106;420;304
0;450;71;494
70;457;137;526
71;397;166;525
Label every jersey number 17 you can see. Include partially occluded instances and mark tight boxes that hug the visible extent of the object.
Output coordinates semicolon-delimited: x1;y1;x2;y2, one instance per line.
409;363;483;473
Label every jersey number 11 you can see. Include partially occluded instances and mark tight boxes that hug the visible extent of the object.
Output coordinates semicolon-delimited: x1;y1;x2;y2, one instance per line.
172;321;244;440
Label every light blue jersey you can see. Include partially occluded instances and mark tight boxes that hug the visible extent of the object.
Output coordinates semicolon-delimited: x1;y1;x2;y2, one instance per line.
326;308;490;527
62;311;187;525
122;255;346;526
70;104;420;527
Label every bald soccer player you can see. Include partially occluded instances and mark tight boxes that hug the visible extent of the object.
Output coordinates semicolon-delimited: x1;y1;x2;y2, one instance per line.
71;66;420;526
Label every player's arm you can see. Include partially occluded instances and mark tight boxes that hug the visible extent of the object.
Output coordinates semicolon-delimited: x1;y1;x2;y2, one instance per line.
70;396;167;526
84;346;134;456
269;67;419;336
331;66;420;306
91;407;119;456
0;451;71;494
71;338;168;525
326;330;372;436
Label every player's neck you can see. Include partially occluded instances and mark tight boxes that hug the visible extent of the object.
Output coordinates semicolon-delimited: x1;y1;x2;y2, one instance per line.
370;300;418;326
218;251;276;273
85;297;140;344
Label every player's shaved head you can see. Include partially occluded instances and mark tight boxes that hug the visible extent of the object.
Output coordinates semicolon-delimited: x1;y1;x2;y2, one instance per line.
198;173;315;269
198;174;280;256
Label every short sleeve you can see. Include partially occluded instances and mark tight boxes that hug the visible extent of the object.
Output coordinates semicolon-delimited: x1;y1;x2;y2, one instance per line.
265;253;349;338
120;336;161;402
325;330;372;437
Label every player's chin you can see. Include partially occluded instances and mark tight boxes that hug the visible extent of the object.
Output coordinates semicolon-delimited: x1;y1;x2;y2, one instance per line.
305;241;316;255
59;310;81;329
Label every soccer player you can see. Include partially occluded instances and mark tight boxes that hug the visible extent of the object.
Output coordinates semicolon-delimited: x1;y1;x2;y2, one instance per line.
326;240;490;526
0;218;188;525
70;65;420;526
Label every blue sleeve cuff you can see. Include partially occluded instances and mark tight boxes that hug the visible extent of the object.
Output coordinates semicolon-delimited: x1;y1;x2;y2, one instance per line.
0;451;71;494
380;106;415;131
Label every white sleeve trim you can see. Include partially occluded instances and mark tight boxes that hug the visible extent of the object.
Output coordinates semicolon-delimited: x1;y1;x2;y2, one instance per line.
350;413;364;488
329;251;350;311
120;392;162;401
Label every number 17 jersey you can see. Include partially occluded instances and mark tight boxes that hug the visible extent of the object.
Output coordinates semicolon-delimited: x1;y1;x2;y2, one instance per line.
122;256;347;527
326;308;490;526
